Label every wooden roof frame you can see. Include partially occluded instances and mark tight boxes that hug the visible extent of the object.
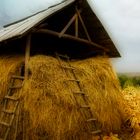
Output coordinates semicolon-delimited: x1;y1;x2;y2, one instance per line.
35;7;109;54
32;0;120;57
0;0;120;58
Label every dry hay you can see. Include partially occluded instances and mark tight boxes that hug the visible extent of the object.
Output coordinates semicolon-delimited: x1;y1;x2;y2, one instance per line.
0;55;126;140
0;55;24;111
0;55;24;140
122;86;140;140
21;55;125;140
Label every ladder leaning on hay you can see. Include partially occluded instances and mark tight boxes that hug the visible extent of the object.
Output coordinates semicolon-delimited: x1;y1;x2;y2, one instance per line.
56;54;102;138
0;68;24;140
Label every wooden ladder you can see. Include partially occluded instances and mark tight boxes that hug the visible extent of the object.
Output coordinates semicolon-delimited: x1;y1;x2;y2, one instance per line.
56;54;102;138
0;73;24;140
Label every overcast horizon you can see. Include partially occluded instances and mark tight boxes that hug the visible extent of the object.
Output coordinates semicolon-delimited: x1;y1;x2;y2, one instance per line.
0;0;140;73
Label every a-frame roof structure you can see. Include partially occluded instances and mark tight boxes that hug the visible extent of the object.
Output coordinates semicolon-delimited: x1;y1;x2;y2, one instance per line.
0;0;120;58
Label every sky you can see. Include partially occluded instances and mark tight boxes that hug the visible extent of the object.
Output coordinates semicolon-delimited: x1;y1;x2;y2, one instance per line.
88;0;140;73
0;0;63;27
0;0;140;73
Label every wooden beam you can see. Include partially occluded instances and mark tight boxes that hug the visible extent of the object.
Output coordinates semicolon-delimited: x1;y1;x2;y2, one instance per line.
75;14;78;37
38;23;48;28
35;29;109;52
59;14;77;38
25;35;31;80
76;8;92;42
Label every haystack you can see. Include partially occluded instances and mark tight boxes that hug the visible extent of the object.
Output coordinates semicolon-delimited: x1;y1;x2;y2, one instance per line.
0;55;126;140
122;86;140;140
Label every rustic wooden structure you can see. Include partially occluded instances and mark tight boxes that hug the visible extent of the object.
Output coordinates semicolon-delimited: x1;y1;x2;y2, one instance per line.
0;0;121;139
0;0;120;58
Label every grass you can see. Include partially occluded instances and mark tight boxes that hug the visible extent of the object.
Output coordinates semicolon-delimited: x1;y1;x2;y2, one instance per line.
118;75;140;88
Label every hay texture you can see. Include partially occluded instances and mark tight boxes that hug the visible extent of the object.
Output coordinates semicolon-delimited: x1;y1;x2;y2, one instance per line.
21;55;125;140
0;55;24;111
0;55;125;140
122;87;140;140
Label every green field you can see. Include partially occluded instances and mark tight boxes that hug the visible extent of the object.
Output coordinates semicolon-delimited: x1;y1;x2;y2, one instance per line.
118;74;140;88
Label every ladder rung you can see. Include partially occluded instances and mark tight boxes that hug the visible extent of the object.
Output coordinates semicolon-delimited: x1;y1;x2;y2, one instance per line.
73;91;85;95
80;105;90;108
2;109;14;114
65;79;80;82
0;122;10;127
57;54;69;59
61;66;75;70
12;75;24;80
87;118;96;122
91;130;101;134
4;96;19;101
9;85;22;89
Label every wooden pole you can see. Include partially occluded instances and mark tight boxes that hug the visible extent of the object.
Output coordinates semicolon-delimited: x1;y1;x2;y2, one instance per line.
25;35;31;80
76;8;92;42
13;102;20;140
59;14;77;38
75;14;78;37
36;29;109;52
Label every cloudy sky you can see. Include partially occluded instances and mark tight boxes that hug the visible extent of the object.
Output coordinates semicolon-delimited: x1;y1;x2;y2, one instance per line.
0;0;63;27
88;0;140;73
0;0;140;73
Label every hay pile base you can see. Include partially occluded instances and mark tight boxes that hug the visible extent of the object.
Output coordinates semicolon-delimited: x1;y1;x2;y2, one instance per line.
0;55;126;140
21;55;125;140
122;86;140;140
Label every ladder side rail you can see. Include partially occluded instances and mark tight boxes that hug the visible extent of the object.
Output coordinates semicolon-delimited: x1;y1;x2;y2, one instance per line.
0;72;24;140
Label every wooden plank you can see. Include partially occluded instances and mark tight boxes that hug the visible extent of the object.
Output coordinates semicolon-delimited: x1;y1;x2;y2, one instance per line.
9;85;23;89
87;118;96;122
65;79;80;82
0;122;10;127
73;91;85;95
61;66;75;70
25;35;31;80
80;105;90;108
12;76;24;80
91;130;101;134
4;96;19;101
2;110;14;114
